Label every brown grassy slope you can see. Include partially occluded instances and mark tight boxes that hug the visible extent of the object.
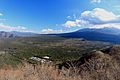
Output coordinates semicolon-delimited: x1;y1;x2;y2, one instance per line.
57;45;120;80
0;63;84;80
0;45;120;80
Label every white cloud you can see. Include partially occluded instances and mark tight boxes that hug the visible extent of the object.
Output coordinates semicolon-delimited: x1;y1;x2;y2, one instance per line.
0;23;27;31
0;13;29;32
81;8;118;22
66;14;77;19
90;0;101;3
66;16;71;19
0;13;3;16
63;21;77;28
63;20;89;28
89;23;120;29
0;13;5;21
41;28;63;34
64;8;120;29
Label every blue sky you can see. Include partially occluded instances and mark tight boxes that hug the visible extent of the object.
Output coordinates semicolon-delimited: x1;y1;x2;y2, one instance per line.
0;0;120;33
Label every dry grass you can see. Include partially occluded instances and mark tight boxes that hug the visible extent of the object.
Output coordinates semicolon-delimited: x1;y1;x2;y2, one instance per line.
0;59;119;80
0;63;83;80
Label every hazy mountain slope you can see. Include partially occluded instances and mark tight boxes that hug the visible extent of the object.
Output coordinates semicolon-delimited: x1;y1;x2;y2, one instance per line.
54;28;120;43
77;27;120;35
0;31;39;38
10;31;39;37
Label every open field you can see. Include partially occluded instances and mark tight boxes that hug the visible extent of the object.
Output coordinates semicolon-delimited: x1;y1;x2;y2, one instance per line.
0;35;111;67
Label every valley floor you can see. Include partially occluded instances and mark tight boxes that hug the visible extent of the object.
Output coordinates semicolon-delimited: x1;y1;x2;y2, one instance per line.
0;36;119;80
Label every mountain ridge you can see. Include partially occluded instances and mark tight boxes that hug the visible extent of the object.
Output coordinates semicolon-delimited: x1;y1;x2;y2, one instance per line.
0;31;39;38
52;27;120;44
1;27;120;44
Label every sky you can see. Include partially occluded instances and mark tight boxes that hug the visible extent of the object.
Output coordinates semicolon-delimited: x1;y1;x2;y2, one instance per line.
0;0;120;34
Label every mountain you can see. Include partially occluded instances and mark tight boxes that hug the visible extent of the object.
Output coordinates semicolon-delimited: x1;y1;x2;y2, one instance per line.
1;27;120;43
10;31;39;37
54;27;120;44
0;31;15;38
77;27;120;35
0;31;39;38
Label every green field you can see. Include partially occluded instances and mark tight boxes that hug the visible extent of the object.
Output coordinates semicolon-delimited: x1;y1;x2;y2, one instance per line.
0;35;111;67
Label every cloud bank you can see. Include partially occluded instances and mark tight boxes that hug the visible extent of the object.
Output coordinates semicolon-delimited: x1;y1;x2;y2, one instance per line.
0;23;27;31
41;28;63;34
64;8;120;29
0;12;28;32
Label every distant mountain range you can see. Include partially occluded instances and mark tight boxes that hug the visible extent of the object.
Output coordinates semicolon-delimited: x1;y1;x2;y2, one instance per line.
77;27;120;35
54;27;120;44
0;31;15;38
0;31;38;38
10;31;38;37
1;27;120;43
